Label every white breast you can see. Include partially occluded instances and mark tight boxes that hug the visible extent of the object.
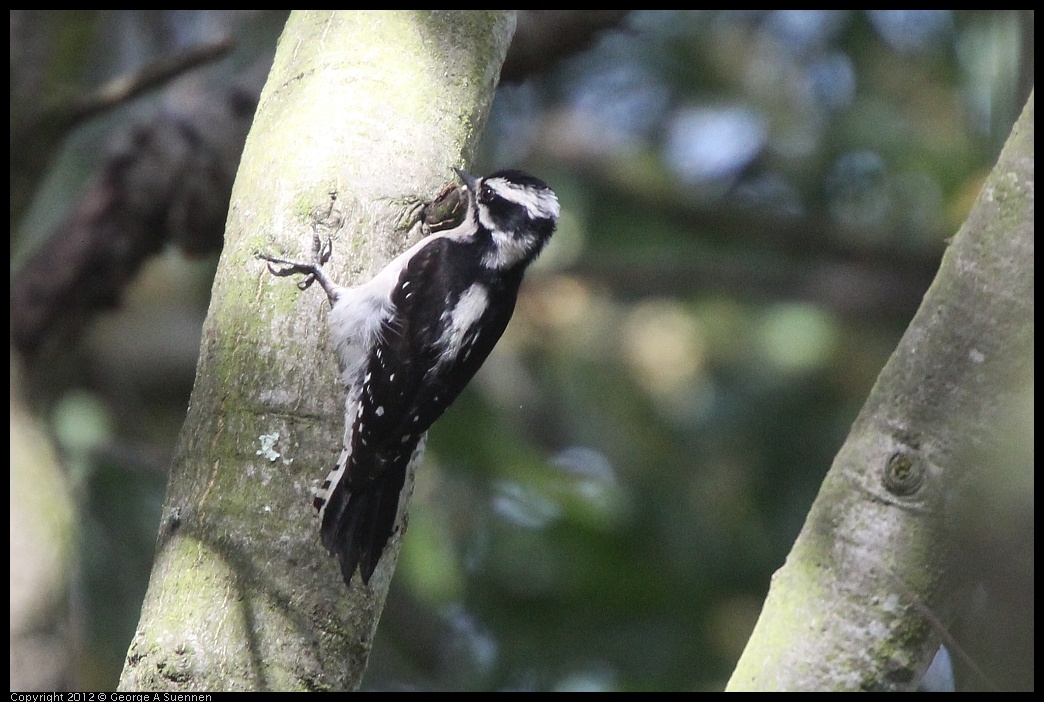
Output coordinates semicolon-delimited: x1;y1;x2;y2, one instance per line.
328;280;394;388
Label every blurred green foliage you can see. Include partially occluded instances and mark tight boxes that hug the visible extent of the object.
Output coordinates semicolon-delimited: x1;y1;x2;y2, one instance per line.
369;11;1029;691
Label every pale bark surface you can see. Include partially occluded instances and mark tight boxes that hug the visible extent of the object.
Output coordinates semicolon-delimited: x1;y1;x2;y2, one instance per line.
118;11;517;692
727;92;1034;691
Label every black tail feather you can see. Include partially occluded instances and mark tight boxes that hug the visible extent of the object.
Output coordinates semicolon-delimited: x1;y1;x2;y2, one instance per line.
320;460;408;585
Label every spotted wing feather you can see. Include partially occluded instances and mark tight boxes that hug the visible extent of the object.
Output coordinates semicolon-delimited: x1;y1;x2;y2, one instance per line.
318;237;520;584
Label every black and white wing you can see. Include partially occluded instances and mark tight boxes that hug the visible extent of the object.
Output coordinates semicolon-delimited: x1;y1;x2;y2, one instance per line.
317;236;518;585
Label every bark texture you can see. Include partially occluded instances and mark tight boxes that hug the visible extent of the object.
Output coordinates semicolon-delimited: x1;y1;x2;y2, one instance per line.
119;11;517;692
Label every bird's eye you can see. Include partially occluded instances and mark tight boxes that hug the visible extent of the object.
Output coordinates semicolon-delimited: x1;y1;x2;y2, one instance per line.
480;185;494;202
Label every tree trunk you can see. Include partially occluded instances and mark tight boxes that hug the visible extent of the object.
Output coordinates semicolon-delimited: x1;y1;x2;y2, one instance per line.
727;92;1034;690
118;10;517;692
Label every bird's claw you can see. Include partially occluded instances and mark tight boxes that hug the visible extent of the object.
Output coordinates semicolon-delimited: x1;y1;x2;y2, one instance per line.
256;224;333;290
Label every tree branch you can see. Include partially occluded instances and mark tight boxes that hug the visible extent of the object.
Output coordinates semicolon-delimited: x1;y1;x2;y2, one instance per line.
728;92;1033;691
117;11;518;692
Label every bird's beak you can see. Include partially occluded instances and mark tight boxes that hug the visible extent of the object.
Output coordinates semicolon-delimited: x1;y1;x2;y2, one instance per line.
454;168;479;194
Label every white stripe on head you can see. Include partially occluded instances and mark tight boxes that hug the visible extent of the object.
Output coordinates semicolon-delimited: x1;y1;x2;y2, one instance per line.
484;177;561;221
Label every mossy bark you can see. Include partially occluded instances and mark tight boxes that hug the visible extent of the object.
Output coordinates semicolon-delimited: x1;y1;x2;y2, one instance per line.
728;92;1033;691
119;11;517;692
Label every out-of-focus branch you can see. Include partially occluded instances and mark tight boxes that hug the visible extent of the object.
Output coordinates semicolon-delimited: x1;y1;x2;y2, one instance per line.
501;10;631;82
569;247;937;322
10;83;259;361
11;24;234;224
21;37;234;144
48;37;234;135
547;157;941;320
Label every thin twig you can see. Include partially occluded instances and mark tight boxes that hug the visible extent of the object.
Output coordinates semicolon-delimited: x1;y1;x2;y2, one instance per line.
46;36;234;134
